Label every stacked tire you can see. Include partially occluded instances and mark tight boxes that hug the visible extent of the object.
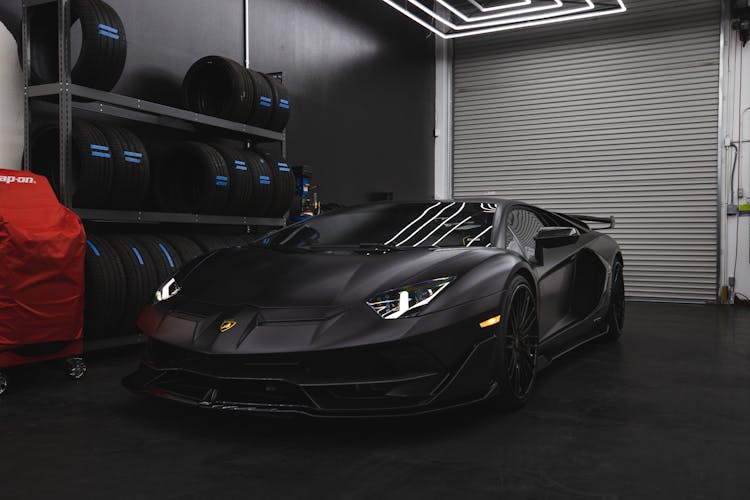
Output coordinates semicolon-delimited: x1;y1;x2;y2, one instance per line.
152;142;293;216
84;232;254;339
182;56;291;131
28;0;127;91
30;120;150;209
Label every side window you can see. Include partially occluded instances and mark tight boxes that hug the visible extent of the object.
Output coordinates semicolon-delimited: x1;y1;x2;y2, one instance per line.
505;208;547;259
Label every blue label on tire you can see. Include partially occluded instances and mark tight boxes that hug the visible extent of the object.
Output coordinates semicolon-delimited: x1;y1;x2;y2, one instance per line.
124;151;142;164
86;240;101;257
90;144;111;159
131;247;144;265
98;24;120;39
158;243;175;268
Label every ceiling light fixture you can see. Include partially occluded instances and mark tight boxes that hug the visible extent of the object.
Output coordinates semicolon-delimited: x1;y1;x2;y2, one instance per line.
379;0;626;39
468;0;532;11
410;0;594;31
434;0;564;23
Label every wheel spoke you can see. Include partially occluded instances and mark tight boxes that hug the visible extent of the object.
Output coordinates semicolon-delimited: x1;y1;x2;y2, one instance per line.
519;305;537;335
506;349;517;377
514;359;522;394
502;282;538;398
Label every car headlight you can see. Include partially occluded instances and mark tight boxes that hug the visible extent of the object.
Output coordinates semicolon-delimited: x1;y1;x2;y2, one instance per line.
155;277;181;302
366;277;454;319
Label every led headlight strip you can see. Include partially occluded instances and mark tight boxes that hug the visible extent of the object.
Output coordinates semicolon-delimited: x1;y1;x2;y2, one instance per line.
379;0;626;39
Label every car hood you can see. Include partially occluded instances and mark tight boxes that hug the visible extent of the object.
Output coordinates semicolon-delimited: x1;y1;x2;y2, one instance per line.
175;245;503;308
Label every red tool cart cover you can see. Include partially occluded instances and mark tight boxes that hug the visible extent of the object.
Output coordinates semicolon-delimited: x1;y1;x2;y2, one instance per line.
0;170;86;353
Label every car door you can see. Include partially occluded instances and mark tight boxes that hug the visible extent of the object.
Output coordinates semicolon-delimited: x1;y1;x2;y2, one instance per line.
503;206;580;343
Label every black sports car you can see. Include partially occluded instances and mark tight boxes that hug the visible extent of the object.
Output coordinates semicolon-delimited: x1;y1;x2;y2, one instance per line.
124;199;624;416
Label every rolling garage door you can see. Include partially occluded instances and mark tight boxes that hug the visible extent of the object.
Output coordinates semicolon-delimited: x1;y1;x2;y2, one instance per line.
452;0;721;302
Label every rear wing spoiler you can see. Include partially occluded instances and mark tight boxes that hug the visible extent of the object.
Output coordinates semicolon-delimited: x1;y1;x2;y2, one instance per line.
557;213;616;230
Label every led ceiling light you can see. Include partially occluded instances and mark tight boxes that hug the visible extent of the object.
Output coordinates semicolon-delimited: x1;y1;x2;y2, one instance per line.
468;0;532;11
410;0;594;31
379;0;626;39
435;0;564;23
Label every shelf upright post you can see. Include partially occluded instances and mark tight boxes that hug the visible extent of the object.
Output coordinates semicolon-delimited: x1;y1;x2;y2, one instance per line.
58;0;73;207
21;2;32;172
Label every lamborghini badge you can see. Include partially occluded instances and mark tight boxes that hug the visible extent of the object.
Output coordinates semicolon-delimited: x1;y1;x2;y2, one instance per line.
219;319;237;333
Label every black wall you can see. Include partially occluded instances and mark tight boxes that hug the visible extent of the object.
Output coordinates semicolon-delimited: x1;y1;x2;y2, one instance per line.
1;0;435;206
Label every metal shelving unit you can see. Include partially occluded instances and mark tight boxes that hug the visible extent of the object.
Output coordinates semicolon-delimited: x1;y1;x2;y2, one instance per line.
21;0;287;225
28;83;285;142
75;209;284;227
20;0;288;352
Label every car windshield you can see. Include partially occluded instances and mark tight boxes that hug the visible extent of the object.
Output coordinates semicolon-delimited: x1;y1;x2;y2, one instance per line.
263;202;498;249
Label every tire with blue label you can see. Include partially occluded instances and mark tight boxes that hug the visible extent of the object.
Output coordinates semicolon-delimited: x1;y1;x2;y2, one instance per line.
100;125;150;209
161;234;205;265
246;69;274;129
105;234;158;336
264;154;295;217
27;0;126;91
84;234;127;339
209;142;254;215
133;234;183;286
261;73;291;132
182;56;254;124
240;150;273;216
29;120;114;207
154;141;230;214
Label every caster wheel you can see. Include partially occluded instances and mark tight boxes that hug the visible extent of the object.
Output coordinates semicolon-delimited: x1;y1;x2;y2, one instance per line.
0;372;7;396
64;357;87;380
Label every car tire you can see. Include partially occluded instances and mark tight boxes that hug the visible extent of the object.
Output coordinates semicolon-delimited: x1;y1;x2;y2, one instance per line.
240;149;273;216
84;235;127;339
133;234;183;285
153;141;230;214
265;155;295;217
27;0;127;91
161;234;205;265
182;56;254;123
262;73;291;132
30;121;115;207
489;274;539;411
105;234;158;336
101;125;150;209
603;259;625;341
209;143;254;215
246;68;274;128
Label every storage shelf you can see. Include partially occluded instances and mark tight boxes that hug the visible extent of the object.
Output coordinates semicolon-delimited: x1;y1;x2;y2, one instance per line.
75;209;285;226
28;83;285;142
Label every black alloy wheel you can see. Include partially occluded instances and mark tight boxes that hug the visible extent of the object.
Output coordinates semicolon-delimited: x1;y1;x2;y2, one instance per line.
605;260;625;340
505;282;539;400
491;275;539;410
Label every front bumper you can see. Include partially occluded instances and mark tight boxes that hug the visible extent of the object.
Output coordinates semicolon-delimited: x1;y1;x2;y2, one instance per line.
123;333;500;417
124;291;506;416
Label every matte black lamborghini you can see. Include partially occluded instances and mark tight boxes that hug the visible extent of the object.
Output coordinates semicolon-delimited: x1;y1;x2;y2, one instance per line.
124;200;624;416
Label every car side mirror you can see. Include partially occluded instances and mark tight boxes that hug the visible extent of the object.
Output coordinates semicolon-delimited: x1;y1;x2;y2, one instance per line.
534;227;580;265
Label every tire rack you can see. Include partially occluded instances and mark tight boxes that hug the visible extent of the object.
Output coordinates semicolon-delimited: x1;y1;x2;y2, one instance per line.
20;0;287;352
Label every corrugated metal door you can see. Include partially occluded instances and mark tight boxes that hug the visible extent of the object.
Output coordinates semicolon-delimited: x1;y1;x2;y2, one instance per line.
452;0;720;302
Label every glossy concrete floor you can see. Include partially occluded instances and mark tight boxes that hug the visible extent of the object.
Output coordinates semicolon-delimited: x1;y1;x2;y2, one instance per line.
1;302;749;500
